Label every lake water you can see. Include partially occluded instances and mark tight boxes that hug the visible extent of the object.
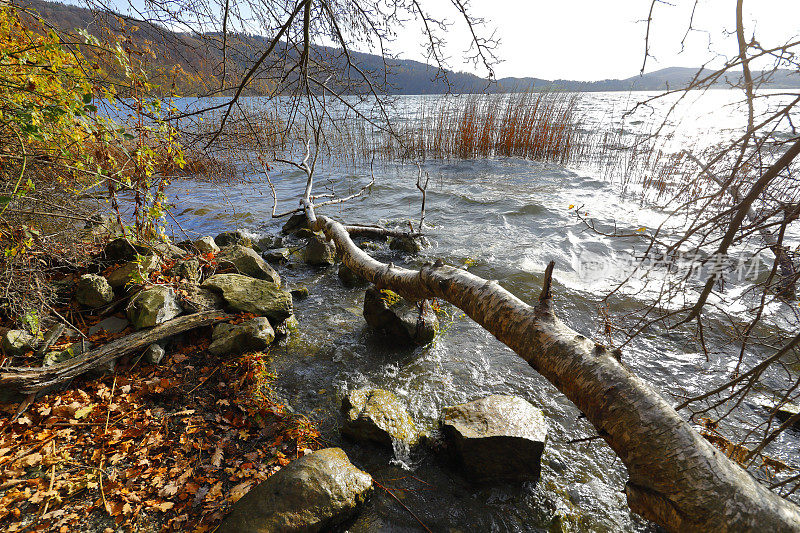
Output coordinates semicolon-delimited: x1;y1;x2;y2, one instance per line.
164;90;799;532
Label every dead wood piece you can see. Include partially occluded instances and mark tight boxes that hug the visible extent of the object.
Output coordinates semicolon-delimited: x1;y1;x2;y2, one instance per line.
0;311;231;394
344;224;423;239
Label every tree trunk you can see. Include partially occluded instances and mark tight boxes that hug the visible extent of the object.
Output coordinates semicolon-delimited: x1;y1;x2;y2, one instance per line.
0;311;231;394
312;213;800;532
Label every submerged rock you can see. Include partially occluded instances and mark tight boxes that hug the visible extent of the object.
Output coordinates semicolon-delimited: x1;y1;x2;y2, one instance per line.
209;317;275;356
274;315;300;338
342;388;420;448
218;448;372;533
105;255;161;288
76;274;114;308
263;247;291;264
2;330;37;357
302;234;336;266
202;274;292;323
338;264;366;287
126;286;183;329
256;235;284;250
217;245;281;285
290;286;310;300
441;394;547;482
389;235;426;254
363;287;438;345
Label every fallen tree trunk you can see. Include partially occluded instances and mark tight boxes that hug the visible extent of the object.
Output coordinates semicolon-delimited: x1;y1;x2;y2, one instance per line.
0;311;231;395
313;213;800;532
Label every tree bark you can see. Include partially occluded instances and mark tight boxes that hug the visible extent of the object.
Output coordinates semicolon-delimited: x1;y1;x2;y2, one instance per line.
0;311;231;394
312;213;800;532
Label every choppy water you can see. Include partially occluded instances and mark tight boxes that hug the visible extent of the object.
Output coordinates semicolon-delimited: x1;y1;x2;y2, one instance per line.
164;91;799;532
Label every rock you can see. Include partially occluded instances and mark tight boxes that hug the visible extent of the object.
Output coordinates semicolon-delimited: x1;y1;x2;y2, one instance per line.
338;264;366;287
179;284;225;313
263;247;291;263
281;213;310;235
102;237;151;262
126;286;183;329
256;235;284;250
105;255;161;288
389;235;425;254
363;287;438;345
218;448;372;533
215;230;253;248
83;214;123;238
76;274;114;308
2;330;36;357
274;315;299;338
144;343;165;365
217;245;281;285
150;240;189;260
209;317;275;356
342;388;420;447
166;259;200;284
441;395;547;482
290;286;309;300
302;235;336;266
202;274;293;323
88;316;130;336
194;236;220;254
44;341;92;367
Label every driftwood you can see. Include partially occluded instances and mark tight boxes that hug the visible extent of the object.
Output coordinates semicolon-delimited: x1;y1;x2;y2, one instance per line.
344;224;423;239
312;212;800;532
0;311;231;395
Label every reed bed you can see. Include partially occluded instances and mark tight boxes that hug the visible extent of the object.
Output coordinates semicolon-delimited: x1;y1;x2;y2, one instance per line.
387;92;582;164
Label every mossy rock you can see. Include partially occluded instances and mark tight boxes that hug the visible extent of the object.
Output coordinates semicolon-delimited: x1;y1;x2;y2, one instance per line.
342;388;421;447
363;287;438;345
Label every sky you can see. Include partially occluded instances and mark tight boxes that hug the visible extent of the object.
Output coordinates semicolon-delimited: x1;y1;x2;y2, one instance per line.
388;0;800;81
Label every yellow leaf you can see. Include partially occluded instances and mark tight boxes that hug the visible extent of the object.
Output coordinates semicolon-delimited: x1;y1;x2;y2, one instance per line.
636;227;646;232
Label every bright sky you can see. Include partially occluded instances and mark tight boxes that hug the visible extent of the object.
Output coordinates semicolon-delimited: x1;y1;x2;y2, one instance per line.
391;0;800;81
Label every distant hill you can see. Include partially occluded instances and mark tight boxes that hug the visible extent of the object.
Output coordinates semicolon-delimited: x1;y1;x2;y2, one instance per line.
21;0;800;95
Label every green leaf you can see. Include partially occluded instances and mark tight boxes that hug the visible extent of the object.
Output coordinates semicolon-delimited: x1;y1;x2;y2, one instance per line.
83;92;93;104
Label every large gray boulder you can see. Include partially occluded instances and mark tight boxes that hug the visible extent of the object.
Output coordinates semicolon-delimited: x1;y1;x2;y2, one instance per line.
2;330;37;357
342;388;421;447
76;274;114;308
105;255;161;288
126;286;183;329
217;245;281;285
363;287;438;345
441;395;547;482
209;317;275;356
179;283;225;313
215;230;253;248
218;448;372;533
302;234;336;266
166;258;200;284
202;274;292;323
